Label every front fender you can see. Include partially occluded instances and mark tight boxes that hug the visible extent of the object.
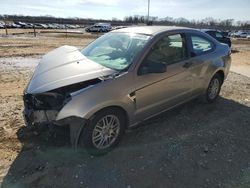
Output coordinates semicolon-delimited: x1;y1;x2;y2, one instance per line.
56;75;135;124
56;96;134;122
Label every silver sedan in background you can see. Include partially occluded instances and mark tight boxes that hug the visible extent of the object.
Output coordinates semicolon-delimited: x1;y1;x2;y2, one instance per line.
23;26;231;155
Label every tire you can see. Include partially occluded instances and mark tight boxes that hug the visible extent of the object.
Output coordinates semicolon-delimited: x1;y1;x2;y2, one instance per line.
79;108;126;156
203;74;223;103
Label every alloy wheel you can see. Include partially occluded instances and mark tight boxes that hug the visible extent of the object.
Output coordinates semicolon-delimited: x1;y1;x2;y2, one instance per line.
92;115;120;149
208;78;220;100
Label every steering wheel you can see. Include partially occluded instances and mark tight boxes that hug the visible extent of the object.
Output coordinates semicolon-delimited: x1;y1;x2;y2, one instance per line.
108;39;125;51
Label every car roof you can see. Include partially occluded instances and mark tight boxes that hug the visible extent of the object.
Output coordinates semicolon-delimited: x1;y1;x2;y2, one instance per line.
111;26;195;36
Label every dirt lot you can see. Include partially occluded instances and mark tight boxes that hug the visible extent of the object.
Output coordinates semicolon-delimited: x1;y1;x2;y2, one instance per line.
0;35;96;57
0;33;250;188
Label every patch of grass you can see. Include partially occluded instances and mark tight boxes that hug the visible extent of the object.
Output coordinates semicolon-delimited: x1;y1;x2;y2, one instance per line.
49;33;100;39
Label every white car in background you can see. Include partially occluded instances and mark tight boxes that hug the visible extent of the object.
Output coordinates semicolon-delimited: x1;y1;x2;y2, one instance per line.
85;23;112;32
0;21;6;28
232;31;250;38
239;32;249;38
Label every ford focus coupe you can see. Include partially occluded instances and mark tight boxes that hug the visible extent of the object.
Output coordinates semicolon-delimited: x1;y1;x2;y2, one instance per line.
23;26;231;155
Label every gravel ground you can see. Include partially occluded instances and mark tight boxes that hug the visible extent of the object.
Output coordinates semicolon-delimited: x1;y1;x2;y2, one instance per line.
0;71;250;188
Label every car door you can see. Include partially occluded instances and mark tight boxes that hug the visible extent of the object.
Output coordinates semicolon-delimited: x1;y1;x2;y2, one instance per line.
186;33;216;94
133;33;194;121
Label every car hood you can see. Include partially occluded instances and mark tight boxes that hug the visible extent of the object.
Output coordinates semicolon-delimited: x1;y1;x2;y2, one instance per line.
27;45;116;94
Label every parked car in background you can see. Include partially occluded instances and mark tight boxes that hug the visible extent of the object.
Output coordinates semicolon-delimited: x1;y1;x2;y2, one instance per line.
231;31;250;38
65;24;77;29
0;23;4;28
230;31;239;38
23;26;231;155
56;24;66;29
10;23;22;28
85;25;103;32
34;24;48;29
14;22;27;28
24;23;34;29
46;24;56;29
201;29;231;47
50;23;61;29
33;24;43;29
86;23;112;32
238;32;249;38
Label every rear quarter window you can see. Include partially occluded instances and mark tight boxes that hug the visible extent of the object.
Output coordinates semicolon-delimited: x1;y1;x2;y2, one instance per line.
190;35;214;55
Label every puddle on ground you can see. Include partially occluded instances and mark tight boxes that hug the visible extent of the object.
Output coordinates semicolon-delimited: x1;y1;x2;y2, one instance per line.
0;56;41;71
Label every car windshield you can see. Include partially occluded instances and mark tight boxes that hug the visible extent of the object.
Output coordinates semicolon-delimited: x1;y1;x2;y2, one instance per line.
81;33;151;71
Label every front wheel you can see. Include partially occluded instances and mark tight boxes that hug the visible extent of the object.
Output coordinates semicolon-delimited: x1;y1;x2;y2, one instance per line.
79;108;126;155
204;74;223;103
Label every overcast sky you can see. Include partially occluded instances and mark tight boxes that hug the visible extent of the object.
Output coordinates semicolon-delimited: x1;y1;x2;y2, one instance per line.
0;0;250;21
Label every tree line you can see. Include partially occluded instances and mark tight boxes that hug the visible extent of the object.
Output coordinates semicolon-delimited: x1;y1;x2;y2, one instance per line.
1;14;249;30
124;15;250;30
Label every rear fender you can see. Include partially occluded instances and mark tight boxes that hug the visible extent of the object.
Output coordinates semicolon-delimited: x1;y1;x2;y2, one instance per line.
202;57;225;93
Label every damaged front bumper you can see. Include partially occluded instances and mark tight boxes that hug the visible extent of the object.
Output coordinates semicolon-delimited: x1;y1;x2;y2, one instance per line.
23;108;58;126
23;91;87;126
23;92;66;126
23;92;87;146
23;78;102;126
23;109;87;147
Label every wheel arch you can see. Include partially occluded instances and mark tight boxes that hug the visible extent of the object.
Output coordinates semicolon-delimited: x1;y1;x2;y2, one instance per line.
203;68;225;93
90;105;130;129
214;70;225;84
69;105;130;149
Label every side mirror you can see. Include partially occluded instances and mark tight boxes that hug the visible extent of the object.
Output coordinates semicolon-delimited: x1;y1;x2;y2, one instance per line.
138;61;166;75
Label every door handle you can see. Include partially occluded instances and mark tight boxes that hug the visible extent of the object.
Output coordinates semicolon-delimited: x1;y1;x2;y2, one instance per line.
183;62;193;68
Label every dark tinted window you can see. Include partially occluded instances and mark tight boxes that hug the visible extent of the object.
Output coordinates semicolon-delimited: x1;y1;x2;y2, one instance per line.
215;32;223;38
206;31;216;37
206;31;223;38
146;34;187;65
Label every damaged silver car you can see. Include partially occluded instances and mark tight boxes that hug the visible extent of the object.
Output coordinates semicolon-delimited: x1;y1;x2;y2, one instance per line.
23;26;231;155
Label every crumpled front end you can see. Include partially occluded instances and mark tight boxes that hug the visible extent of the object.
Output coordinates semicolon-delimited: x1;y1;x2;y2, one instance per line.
23;78;102;127
22;45;116;127
23;92;67;126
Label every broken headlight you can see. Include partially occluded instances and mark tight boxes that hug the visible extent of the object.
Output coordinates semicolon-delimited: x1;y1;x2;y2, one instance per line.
24;92;70;110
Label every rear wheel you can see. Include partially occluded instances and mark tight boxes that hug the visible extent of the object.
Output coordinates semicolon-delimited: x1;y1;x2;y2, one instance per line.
79;108;126;155
204;74;223;103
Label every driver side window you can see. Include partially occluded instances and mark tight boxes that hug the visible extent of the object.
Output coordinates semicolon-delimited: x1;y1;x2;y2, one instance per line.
146;33;188;65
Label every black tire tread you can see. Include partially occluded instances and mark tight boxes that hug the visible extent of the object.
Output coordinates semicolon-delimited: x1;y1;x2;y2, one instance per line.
202;73;223;103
